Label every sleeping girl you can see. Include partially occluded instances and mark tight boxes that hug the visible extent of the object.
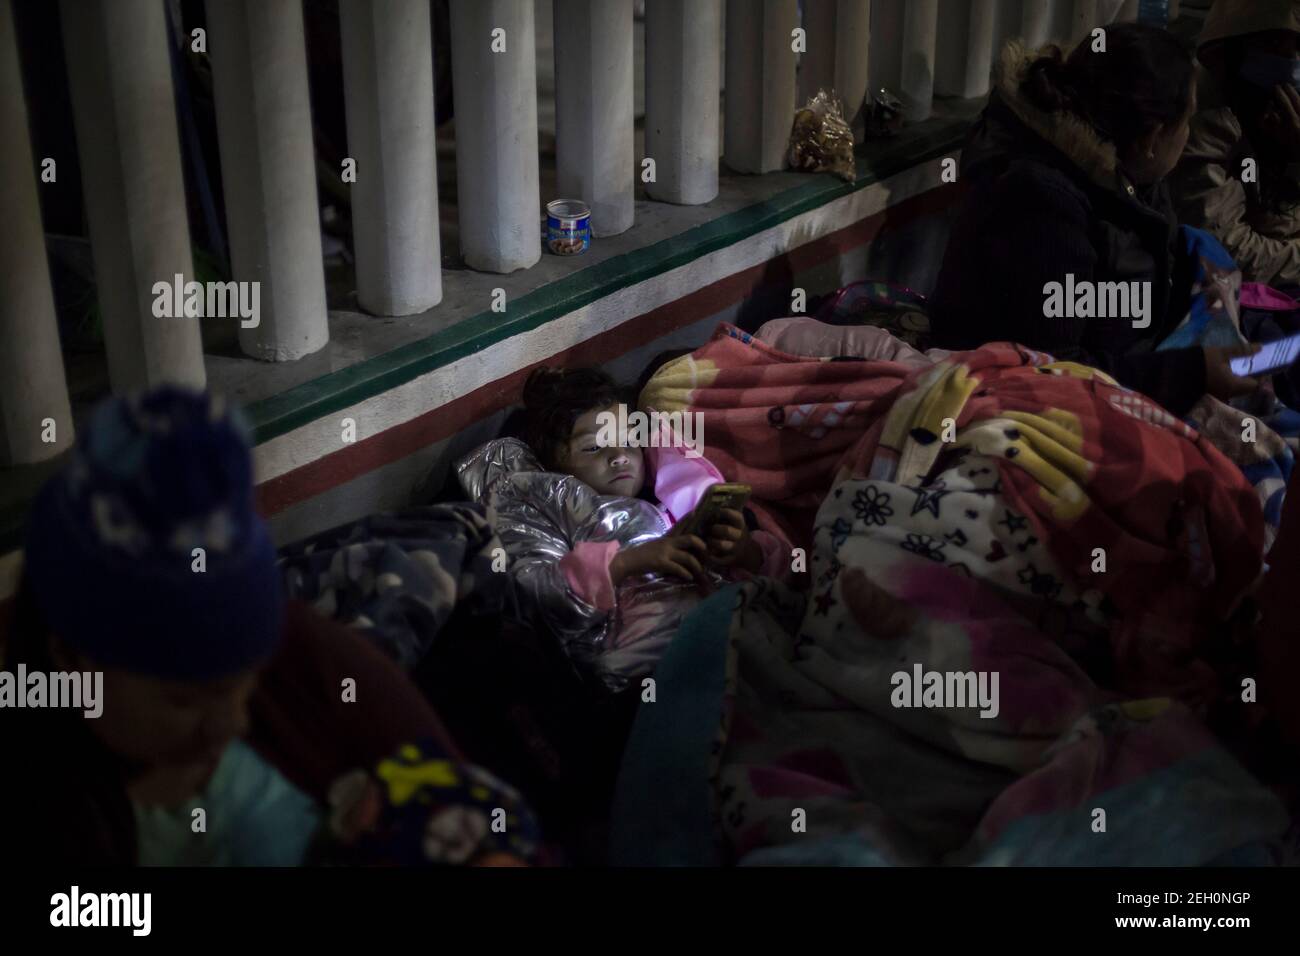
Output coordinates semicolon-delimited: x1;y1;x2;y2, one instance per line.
456;367;789;691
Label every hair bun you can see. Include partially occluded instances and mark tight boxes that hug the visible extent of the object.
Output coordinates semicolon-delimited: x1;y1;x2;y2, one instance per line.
1022;47;1074;114
1015;24;1193;152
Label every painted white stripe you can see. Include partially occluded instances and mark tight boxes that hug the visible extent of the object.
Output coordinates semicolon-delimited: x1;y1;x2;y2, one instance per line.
252;155;956;485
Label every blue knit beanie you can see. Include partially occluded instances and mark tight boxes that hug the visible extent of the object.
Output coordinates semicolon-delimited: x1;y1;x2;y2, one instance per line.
23;387;284;680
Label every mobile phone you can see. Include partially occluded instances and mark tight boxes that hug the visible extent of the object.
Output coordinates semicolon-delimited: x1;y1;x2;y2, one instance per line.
681;483;751;537
1230;334;1300;377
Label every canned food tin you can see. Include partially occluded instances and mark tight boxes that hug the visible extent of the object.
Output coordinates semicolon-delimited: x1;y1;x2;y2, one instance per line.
546;199;591;255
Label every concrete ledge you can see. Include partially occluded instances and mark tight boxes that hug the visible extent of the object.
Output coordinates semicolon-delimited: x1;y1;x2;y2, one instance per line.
236;109;975;446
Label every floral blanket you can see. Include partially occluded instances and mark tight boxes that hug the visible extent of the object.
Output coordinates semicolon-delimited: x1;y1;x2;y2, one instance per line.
645;325;1264;703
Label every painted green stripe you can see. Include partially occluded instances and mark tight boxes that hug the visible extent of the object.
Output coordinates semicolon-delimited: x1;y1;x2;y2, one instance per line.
245;122;968;446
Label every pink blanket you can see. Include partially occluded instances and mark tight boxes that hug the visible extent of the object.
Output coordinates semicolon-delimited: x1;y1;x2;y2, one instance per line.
638;323;912;549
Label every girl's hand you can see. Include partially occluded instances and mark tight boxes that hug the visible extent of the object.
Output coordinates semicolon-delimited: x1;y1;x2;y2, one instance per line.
610;534;713;594
1203;344;1262;401
702;508;763;572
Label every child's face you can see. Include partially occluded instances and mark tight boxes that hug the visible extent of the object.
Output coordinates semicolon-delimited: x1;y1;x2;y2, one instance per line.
558;403;646;497
54;638;261;807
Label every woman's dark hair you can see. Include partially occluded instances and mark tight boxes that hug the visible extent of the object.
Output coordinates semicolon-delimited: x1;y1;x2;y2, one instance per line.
521;366;627;470
1020;22;1195;154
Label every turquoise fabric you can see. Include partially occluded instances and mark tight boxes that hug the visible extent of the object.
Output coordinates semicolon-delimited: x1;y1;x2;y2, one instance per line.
608;584;737;867
134;738;322;866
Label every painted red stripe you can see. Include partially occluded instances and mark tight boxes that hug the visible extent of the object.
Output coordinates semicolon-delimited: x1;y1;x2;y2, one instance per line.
255;183;957;517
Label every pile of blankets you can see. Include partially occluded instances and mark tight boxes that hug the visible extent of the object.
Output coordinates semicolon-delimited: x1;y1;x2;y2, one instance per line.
641;323;1264;691
619;322;1295;866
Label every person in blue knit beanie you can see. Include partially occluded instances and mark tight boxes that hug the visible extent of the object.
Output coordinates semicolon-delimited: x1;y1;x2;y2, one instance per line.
1;386;540;867
24;386;285;683
6;386;319;864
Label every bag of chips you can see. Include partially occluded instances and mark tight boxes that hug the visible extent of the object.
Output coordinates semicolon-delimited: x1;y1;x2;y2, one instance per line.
787;89;856;182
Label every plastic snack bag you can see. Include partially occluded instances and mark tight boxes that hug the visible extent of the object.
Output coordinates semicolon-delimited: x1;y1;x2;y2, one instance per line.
787;89;856;182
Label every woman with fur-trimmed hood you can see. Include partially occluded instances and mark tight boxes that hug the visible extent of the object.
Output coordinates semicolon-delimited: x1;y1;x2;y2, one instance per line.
929;24;1257;416
1167;0;1300;289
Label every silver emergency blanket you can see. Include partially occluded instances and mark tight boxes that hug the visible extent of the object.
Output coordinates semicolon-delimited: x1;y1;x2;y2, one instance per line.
457;437;720;692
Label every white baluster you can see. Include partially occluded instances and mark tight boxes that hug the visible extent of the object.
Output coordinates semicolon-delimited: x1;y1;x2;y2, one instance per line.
645;0;723;204
899;0;939;122
868;0;903;97
0;0;74;464
724;0;798;173
340;0;442;315
448;0;542;271
206;0;329;360
936;0;998;98
61;0;206;389
554;0;635;236
798;0;871;141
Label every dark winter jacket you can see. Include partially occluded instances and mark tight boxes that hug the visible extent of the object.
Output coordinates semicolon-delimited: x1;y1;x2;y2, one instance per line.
929;41;1207;416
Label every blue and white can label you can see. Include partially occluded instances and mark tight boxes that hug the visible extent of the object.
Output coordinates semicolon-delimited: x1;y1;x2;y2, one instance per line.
546;199;591;255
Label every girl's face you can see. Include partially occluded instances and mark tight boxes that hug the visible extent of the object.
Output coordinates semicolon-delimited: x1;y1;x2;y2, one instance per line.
557;403;646;497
